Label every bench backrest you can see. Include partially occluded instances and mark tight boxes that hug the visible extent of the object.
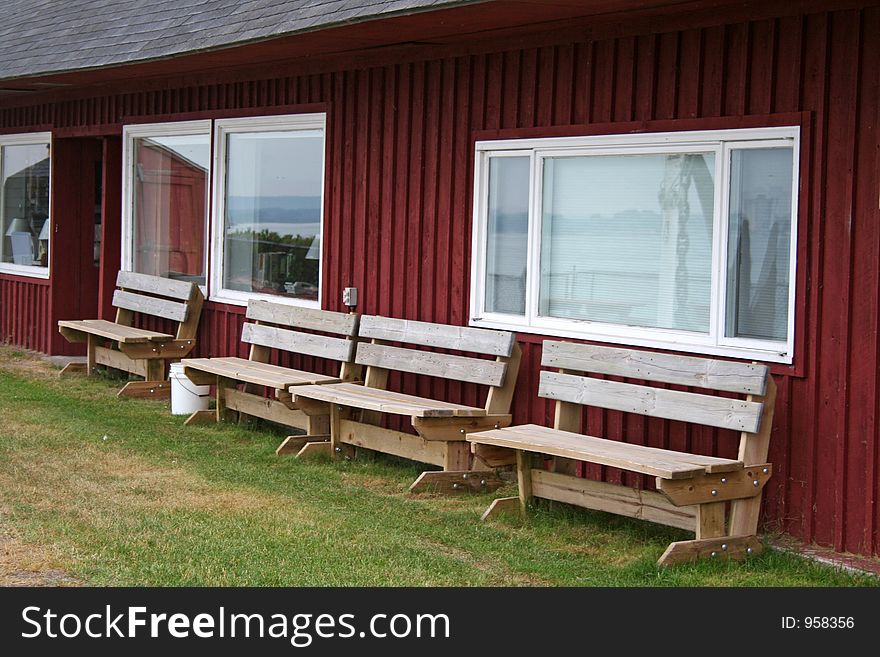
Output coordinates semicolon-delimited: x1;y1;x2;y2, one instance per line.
539;341;776;464
356;315;521;413
113;271;204;340
242;301;359;374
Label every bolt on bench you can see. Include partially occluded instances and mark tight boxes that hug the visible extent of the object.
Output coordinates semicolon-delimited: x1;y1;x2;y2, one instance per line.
57;271;204;398
180;300;360;449
291;316;521;491
467;341;776;566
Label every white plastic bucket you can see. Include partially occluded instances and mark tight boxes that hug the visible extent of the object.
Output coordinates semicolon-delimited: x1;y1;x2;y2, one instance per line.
169;361;210;415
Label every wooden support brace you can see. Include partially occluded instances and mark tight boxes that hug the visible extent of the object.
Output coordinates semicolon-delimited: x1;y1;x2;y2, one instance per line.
277;435;329;456
471;443;516;468
657;535;763;566
296;441;333;460
657;464;772;506
117;381;171;400
480;497;522;522
58;362;87;377
412;415;512;441
184;409;216;426
119;339;195;359
409;470;505;495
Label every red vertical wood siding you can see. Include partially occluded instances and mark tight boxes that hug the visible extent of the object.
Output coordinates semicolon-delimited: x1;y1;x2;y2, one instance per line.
1;4;879;556
0;276;49;353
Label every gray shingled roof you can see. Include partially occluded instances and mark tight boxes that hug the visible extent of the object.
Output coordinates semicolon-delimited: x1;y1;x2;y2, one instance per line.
0;0;477;82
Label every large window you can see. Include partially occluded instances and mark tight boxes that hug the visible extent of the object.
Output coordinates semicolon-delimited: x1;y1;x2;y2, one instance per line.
122;121;210;285
211;114;325;306
471;127;799;363
0;133;51;278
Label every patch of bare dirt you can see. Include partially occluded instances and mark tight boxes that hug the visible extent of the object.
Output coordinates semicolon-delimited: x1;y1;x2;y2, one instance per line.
0;506;80;587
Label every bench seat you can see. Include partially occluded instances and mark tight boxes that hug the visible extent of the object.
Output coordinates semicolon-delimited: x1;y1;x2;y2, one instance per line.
58;319;173;343
467;424;743;480
182;357;339;389
293;382;488;418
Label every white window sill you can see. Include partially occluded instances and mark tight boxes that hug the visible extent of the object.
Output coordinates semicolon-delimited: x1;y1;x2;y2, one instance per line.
209;289;321;309
470;316;793;365
0;263;50;279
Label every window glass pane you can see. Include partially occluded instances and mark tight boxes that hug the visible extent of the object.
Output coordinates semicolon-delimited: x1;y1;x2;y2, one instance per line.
132;134;209;284
726;147;793;341
223;129;323;301
539;152;715;332
485;156;529;314
1;143;51;268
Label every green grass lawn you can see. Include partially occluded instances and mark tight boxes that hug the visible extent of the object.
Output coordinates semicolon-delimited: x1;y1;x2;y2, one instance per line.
0;346;874;587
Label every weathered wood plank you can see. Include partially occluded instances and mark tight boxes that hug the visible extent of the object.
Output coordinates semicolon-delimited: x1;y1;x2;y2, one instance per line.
241;323;355;362
246;300;359;336
116;270;195;300
530;469;697;531
467;424;737;478
223;388;309;429
356;342;507;387
113;290;189;322
293;382;485;417
542;341;769;395
182;357;338;388
336;419;448;466
539;371;764;433
58;319;172;343
94;346;148;377
359;315;515;356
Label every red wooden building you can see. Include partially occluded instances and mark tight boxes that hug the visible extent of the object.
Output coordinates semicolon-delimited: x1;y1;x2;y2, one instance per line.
1;0;878;558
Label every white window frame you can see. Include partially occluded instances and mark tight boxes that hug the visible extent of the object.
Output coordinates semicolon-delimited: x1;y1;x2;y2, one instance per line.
0;132;52;279
470;126;800;364
121;120;212;292
210;113;326;308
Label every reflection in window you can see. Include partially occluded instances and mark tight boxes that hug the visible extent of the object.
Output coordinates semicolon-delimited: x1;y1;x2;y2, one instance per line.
539;153;715;332
485;156;529;315
222;129;324;301
131;133;209;284
0;141;51;269
726;148;794;341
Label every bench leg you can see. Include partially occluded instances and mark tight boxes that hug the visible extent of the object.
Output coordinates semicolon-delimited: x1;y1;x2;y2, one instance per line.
216;376;237;422
328;404;355;460
695;501;726;540
443;441;471;471
516;449;533;516
86;335;98;375
657;500;763;566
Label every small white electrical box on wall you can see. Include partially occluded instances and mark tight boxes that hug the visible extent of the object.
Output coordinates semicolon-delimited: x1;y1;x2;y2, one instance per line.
343;287;358;309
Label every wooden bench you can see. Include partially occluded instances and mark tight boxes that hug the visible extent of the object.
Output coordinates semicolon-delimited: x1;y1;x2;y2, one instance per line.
180;300;360;447
57;271;204;399
291;315;521;490
467;341;776;566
